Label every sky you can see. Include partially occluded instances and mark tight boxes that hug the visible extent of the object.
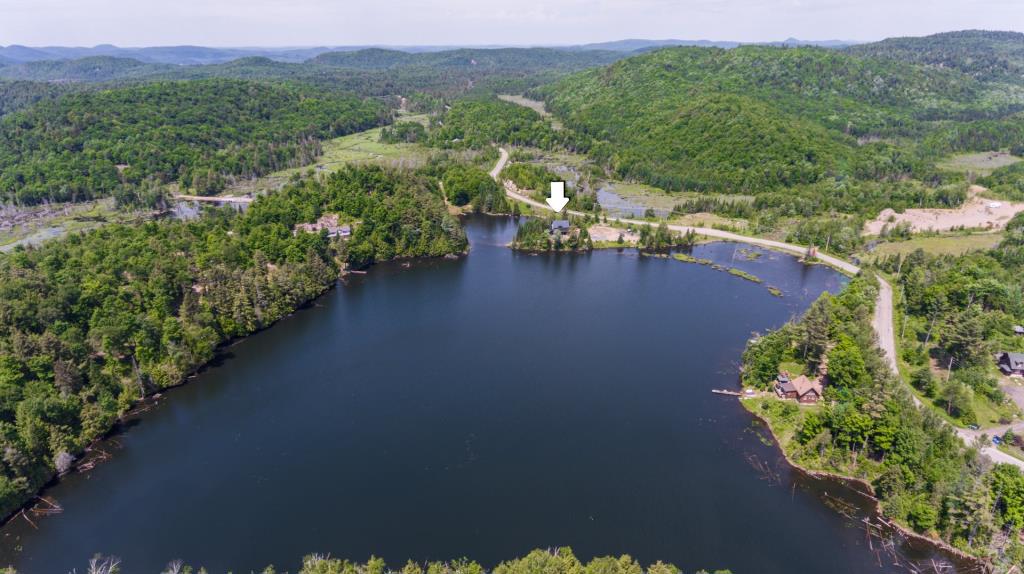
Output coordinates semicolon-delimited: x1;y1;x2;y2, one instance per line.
1;0;1022;47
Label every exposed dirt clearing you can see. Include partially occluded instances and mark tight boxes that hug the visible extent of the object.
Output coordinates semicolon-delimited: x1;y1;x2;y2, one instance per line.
588;224;639;243
864;186;1024;235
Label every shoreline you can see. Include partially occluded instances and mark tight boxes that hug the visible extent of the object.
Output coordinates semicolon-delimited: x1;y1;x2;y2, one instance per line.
0;249;471;530
740;398;991;572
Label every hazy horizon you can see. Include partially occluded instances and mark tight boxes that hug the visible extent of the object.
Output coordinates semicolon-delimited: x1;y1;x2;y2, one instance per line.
2;0;1022;48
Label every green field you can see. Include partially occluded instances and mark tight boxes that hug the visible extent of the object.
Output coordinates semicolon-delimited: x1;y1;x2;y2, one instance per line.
226;117;436;195
861;232;1003;261
937;151;1022;176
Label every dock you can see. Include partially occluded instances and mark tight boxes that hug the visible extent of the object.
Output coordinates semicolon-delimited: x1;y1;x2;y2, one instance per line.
711;389;742;396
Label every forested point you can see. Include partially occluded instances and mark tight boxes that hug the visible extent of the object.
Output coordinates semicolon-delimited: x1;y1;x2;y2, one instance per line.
742;265;1024;566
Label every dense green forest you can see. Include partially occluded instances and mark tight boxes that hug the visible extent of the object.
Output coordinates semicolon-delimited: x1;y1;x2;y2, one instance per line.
25;548;730;574
0;48;624;103
742;274;1024;565
847;30;1024;82
428;97;578;150
0;165;464;518
0;80;384;204
533;43;1023;196
0;80;81;117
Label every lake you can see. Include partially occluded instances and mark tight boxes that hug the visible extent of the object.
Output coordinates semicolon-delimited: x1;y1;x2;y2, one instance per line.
0;216;962;573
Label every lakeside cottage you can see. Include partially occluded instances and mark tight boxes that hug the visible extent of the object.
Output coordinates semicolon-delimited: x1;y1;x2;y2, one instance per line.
774;372;824;404
998;351;1024;376
551;220;571;236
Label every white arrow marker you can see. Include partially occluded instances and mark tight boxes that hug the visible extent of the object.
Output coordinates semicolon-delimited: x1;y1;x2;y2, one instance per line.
546;181;569;213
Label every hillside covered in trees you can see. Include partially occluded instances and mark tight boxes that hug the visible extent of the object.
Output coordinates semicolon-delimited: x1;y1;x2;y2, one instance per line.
0;165;464;519
0;80;384;205
533;41;1024;195
0;48;625;105
847;30;1024;82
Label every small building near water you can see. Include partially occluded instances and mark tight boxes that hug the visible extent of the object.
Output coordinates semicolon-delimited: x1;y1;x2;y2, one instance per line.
774;373;824;404
998;351;1024;376
294;214;351;239
551;220;571;236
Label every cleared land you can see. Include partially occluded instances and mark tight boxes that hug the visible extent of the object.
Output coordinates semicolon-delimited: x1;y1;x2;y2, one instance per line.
937;151;1022;176
862;232;1004;261
864;185;1024;234
227;118;435;196
497;94;562;129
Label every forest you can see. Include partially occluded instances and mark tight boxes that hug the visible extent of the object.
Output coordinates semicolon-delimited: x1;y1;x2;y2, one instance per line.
0;165;465;518
533;43;1023;196
742;274;1024;566
0;80;384;205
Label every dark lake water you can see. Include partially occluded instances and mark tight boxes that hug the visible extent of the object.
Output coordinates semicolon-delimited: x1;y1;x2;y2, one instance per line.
0;216;964;573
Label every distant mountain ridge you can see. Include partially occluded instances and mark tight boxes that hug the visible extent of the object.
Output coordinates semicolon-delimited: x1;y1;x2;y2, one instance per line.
0;37;864;66
568;38;860;51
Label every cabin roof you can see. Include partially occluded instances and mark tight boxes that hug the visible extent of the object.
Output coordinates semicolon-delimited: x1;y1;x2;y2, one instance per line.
780;374;822;397
1002;352;1024;369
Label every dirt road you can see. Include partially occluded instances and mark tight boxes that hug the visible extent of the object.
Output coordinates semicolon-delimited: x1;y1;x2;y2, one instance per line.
489;147;510;180
873;276;900;375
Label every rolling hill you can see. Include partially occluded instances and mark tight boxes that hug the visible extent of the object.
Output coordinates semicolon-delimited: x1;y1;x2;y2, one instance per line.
847;30;1024;82
0;80;383;204
535;44;1003;193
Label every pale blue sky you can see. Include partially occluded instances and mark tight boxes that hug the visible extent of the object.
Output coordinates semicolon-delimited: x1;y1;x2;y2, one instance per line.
1;0;1022;47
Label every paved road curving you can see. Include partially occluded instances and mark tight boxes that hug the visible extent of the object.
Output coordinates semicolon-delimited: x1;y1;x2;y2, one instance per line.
492;148;1024;470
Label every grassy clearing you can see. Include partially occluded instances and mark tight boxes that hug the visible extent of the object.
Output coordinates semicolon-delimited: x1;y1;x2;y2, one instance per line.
937;151;1022;176
862;232;1003;262
498;95;563;130
226;121;436;196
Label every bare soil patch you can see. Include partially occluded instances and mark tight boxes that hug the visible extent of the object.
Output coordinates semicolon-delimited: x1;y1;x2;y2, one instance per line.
864;186;1024;235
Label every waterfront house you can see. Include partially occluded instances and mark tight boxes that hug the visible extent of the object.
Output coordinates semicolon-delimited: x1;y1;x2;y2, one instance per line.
998;351;1024;376
551;220;571;235
774;373;824;404
294;214;345;238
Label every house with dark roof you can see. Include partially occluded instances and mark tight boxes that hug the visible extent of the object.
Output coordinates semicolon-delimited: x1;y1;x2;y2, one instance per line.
774;373;824;404
551;220;571;235
998;351;1024;376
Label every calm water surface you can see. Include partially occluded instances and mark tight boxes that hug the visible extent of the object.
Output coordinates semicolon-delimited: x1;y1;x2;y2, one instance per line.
0;216;962;573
